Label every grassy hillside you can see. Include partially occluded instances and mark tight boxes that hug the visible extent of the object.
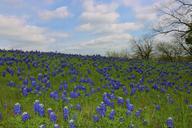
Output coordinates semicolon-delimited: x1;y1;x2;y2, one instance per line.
0;50;191;128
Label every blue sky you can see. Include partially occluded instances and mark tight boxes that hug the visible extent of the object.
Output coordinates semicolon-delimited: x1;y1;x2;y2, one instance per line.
0;0;167;55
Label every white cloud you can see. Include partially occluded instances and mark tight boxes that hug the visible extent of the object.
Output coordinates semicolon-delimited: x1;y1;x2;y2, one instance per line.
81;12;119;24
122;0;139;7
77;23;94;32
39;6;69;20
81;0;119;24
121;0;158;21
72;0;143;55
134;5;157;20
48;31;69;38
77;22;143;34
64;33;133;55
79;34;133;46
78;0;143;34
44;0;55;3
0;15;54;44
0;15;69;51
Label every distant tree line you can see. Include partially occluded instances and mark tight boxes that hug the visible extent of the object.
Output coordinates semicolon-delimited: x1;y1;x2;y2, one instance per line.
106;0;192;61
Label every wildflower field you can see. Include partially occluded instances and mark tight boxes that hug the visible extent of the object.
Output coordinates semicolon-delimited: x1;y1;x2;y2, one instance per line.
0;50;191;128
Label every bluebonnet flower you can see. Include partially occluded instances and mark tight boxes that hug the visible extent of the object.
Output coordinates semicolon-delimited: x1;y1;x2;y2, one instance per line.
39;124;46;128
70;91;79;98
46;82;51;88
59;84;63;90
63;106;69;120
156;105;160;110
31;80;36;87
69;119;76;128
127;104;134;111
22;87;28;96
2;71;6;77
34;100;40;113
76;104;81;111
109;93;115;99
119;117;124;123
93;115;99;122
167;94;174;104
39;104;45;116
143;119;148;126
72;113;78;120
130;88;136;96
47;108;53;116
64;83;68;90
126;99;130;107
189;105;192;109
23;78;28;85
96;102;106;117
14;103;21;115
103;93;112;107
122;86;128;95
166;117;174;128
184;99;189;104
62;90;67;97
50;112;57;123
54;124;60;128
50;91;59;100
135;109;142;118
128;123;134;128
117;97;124;105
0;112;2;121
109;109;115;120
22;112;30;122
152;84;158;90
8;81;15;87
126;110;132;116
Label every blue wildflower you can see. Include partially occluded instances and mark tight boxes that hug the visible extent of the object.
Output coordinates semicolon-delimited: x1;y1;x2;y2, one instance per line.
14;103;21;115
47;108;53;116
117;97;124;105
22;87;28;96
126;110;132;116
50;112;57;123
39;124;46;128
31;80;36;87
128;123;134;128
143;119;148;126
39;104;45;116
34;100;40;113
96;102;106;117
119;117;124;123
109;109;115;120
63;106;69;120
156;105;160;110
22;112;30;122
0;112;2;121
54;124;60;128
127;104;134;111
69;119;76;128
93;115;99;122
166;117;174;128
76;104;81;111
135;109;142;118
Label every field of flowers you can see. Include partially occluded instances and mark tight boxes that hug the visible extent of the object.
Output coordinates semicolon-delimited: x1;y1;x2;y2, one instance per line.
0;49;191;128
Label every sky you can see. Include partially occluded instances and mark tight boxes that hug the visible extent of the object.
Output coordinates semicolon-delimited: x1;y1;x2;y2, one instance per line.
0;0;172;55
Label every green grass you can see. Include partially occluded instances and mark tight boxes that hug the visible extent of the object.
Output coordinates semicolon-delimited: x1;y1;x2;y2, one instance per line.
0;50;191;128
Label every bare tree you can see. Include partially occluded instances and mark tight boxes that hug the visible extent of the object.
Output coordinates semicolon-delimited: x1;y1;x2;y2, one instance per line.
106;49;130;58
156;41;185;61
131;36;153;60
154;0;192;55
